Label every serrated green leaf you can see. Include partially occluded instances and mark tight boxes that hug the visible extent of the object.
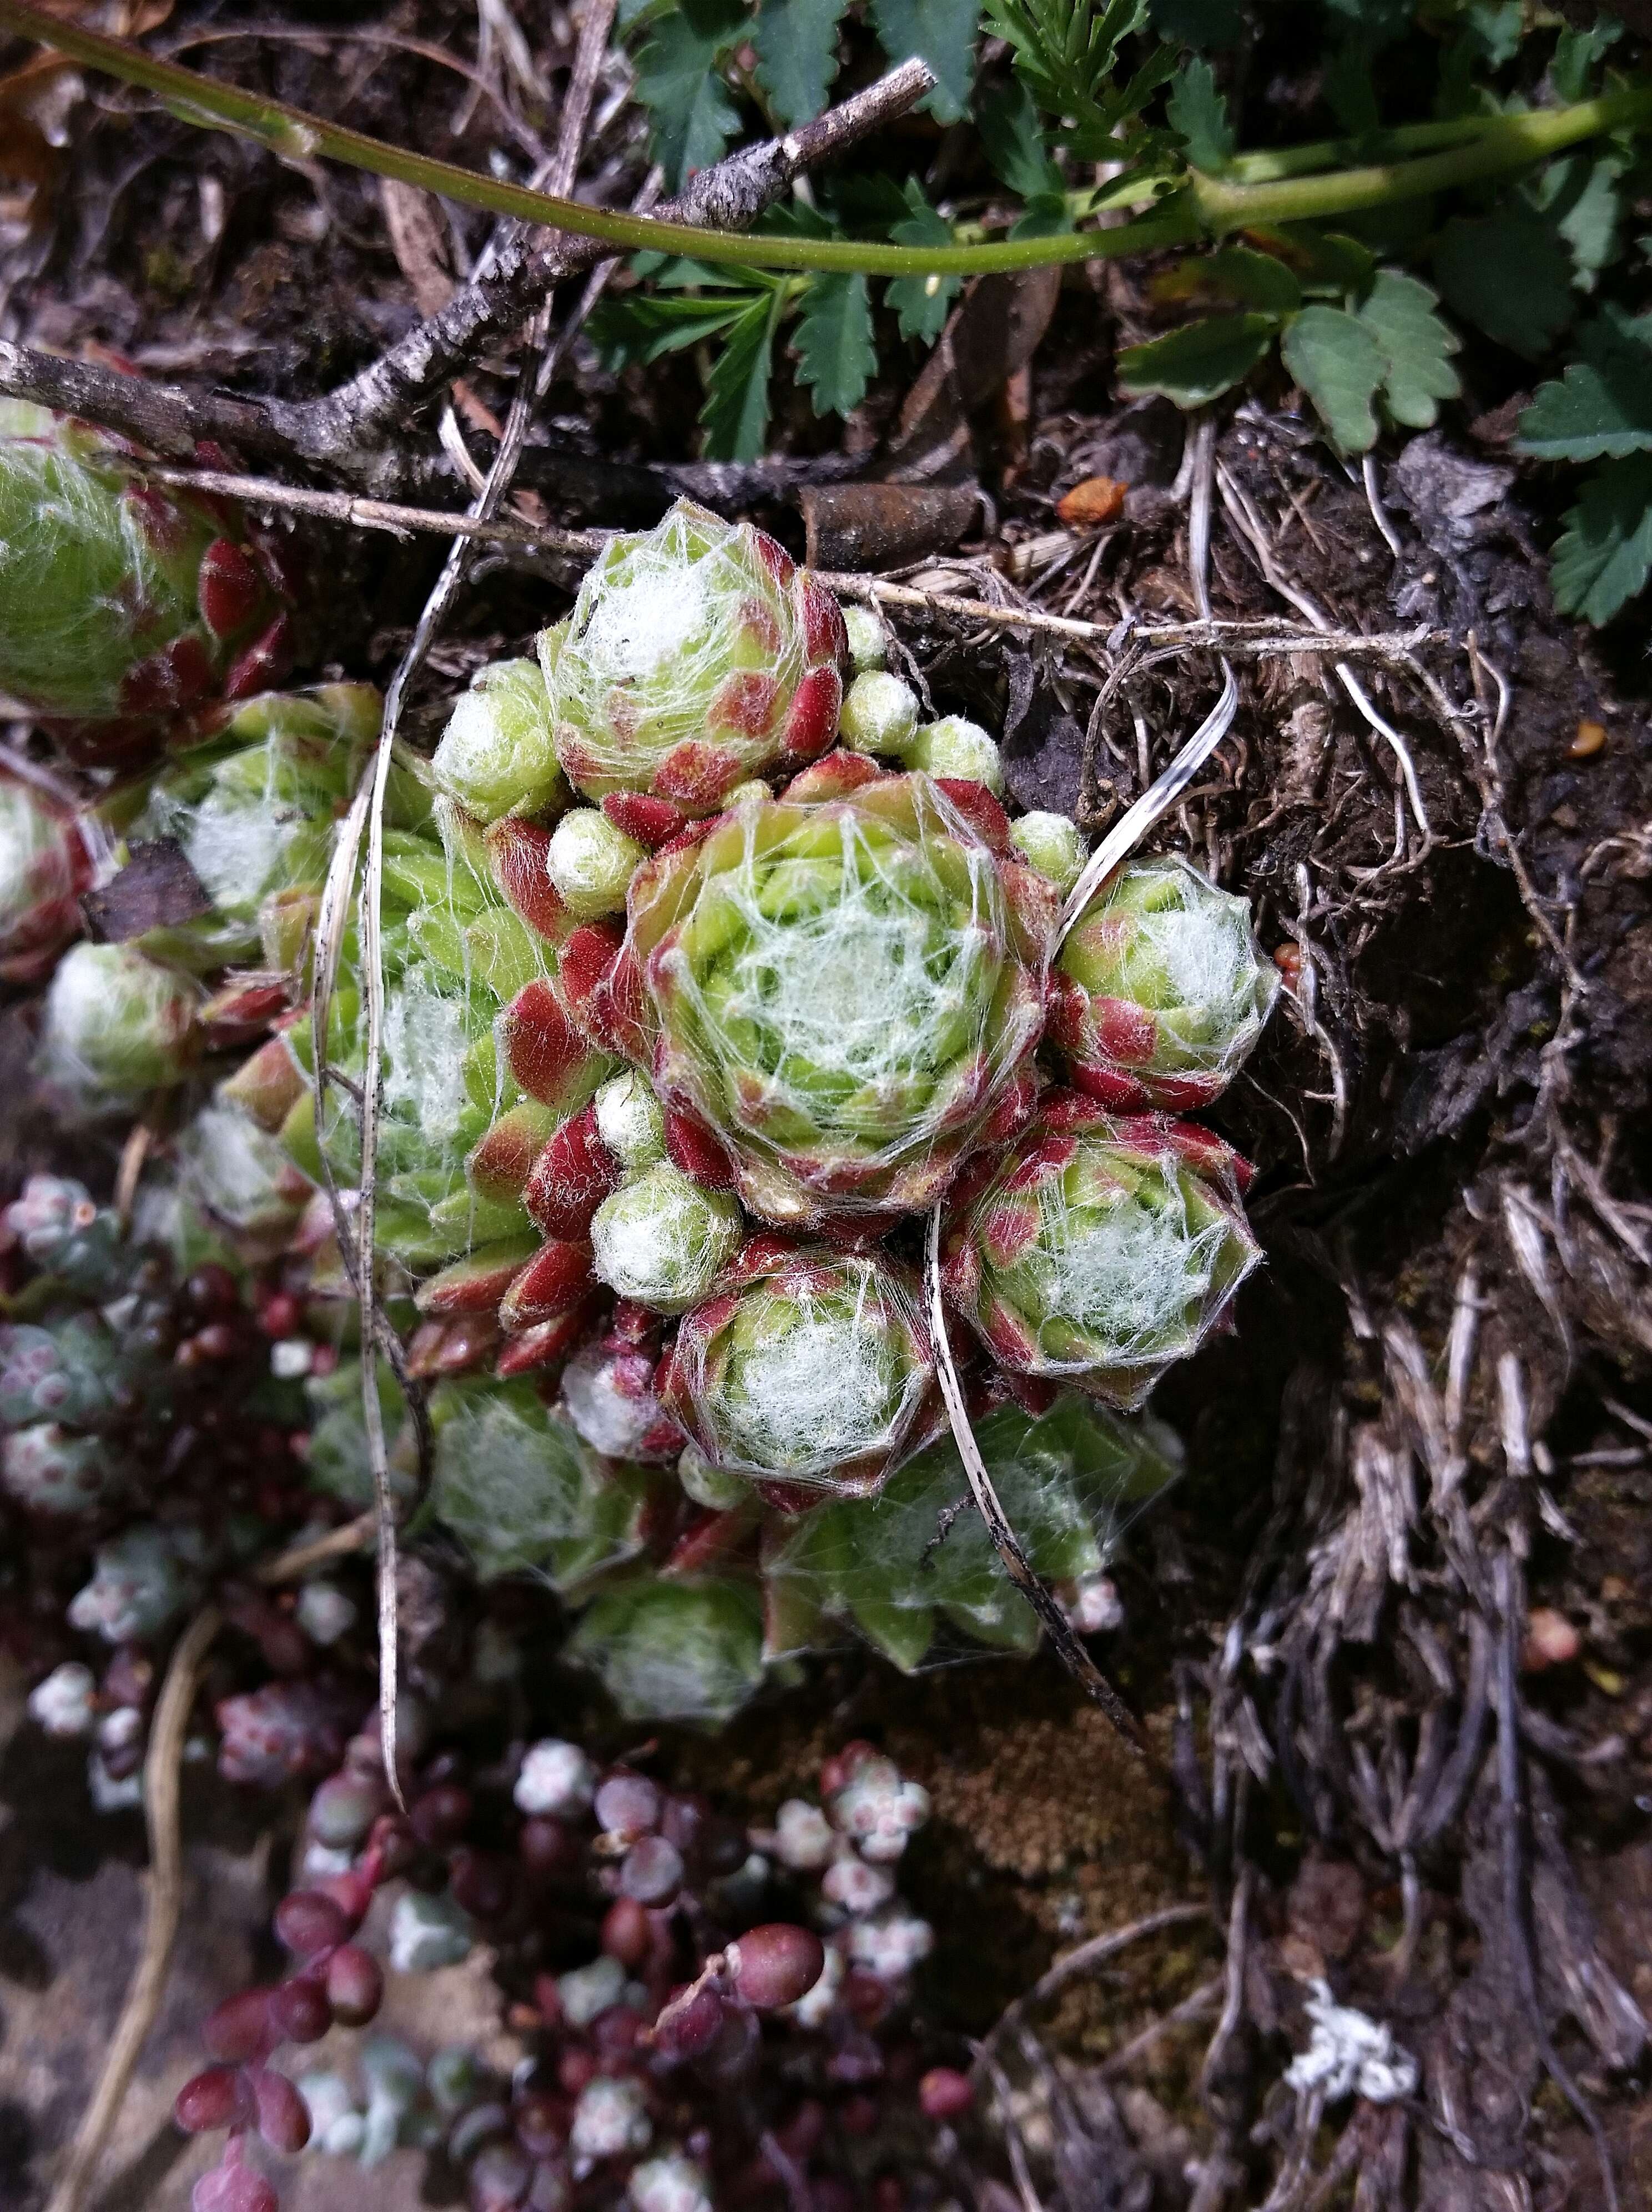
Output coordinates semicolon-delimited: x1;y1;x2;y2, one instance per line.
1197;245;1302;313
979;76;1065;199
588;290;760;371
869;0;978;120
1433;211;1575;359
753;0;846;125
1149;0;1242;49
1515;309;1652;462
1166;56;1233;172
1550;454;1652;626
633;0;748;189
1357;269;1460;430
1281;303;1385;453
1117;313;1276;406
701;291;783;461
887;180;961;343
794;270;877;418
1009;190;1074;240
1528;151;1623;292
1551;18;1620;104
984;0;1165;159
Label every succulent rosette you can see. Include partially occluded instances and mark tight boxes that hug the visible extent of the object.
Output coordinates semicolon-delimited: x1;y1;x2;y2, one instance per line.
0;772;97;983
123;683;381;972
658;1242;942;1495
619;768;1054;1227
0;402;293;753
941;1093;1261;1409
1050;854;1278;1111
542;497;846;815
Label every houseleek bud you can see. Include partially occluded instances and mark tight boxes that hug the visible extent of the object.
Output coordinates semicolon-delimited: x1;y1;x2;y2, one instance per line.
544;497;845;813
659;1246;940;1494
546;808;648;920
624;773;1052;1225
67;1524;202;1642
40;942;200;1102
940;1094;1260;1409
432;657;568;823
1050;854;1277;1111
566;1580;766;1726
841;603;889;673
838;670;919;759
909;715;1004;794
1010;810;1085;894
592;1068;666;1170
590;1162;743;1314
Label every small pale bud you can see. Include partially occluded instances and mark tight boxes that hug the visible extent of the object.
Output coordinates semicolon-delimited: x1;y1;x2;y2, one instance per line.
591;1162;743;1315
546;807;648;919
594;1069;667;1170
386;1888;474;1973
840;604;889;673
1010;808;1085;894
515;1736;598;1818
41;942;199;1100
677;1442;751;1512
910;716;1005;795
27;1660;95;1737
838;670;919;759
772;1797;835;1871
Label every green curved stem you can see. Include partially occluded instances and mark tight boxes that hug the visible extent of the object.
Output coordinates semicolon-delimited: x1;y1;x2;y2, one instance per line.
2;0;1648;278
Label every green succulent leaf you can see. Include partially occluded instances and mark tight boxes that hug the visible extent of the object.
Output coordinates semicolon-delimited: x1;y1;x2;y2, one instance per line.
701;289;785;460
794;269;877;418
1433;210;1576;359
869;0;979;120
753;0;847;125
1549;454;1652;627
632;0;748;189
1116;312;1276;407
1516;310;1652;462
1166;57;1234;172
979;76;1065;199
887;180;962;343
1281;303;1386;453
1356;269;1460;430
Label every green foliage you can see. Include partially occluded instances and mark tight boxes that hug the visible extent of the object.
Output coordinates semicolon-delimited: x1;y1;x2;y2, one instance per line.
753;0;848;125
1433;209;1576;359
870;0;981;118
983;0;1178;162
1517;310;1652;462
794;270;879;416
632;0;747;187
702;290;787;458
1549;454;1652;627
1117;313;1276;405
1357;270;1461;429
1280;305;1387;451
979;77;1065;199
1165;56;1233;172
887;181;962;342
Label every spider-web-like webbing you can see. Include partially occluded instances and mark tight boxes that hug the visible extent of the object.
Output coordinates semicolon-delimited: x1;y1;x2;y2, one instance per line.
1027;1159;1231;1367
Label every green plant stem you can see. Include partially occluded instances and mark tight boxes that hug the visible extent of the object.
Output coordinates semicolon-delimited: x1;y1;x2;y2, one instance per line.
3;0;1648;276
1225;108;1514;184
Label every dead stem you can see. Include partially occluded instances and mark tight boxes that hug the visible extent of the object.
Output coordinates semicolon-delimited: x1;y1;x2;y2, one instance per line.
43;1604;223;2212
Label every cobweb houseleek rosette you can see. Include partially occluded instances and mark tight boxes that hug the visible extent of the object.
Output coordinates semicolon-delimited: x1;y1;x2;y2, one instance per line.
542;497;847;816
0;401;293;757
614;768;1055;1228
940;1094;1261;1410
1050;855;1278;1112
657;1241;943;1496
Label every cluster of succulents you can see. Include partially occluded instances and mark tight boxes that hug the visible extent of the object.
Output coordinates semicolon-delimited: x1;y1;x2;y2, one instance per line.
9;472;1277;1731
174;1723;962;2212
0;402;296;765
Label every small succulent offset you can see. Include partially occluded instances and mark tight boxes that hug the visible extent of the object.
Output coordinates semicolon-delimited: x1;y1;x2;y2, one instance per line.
658;1243;942;1496
543;498;847;815
941;1094;1261;1409
621;770;1053;1226
1050;854;1278;1112
0;402;293;755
